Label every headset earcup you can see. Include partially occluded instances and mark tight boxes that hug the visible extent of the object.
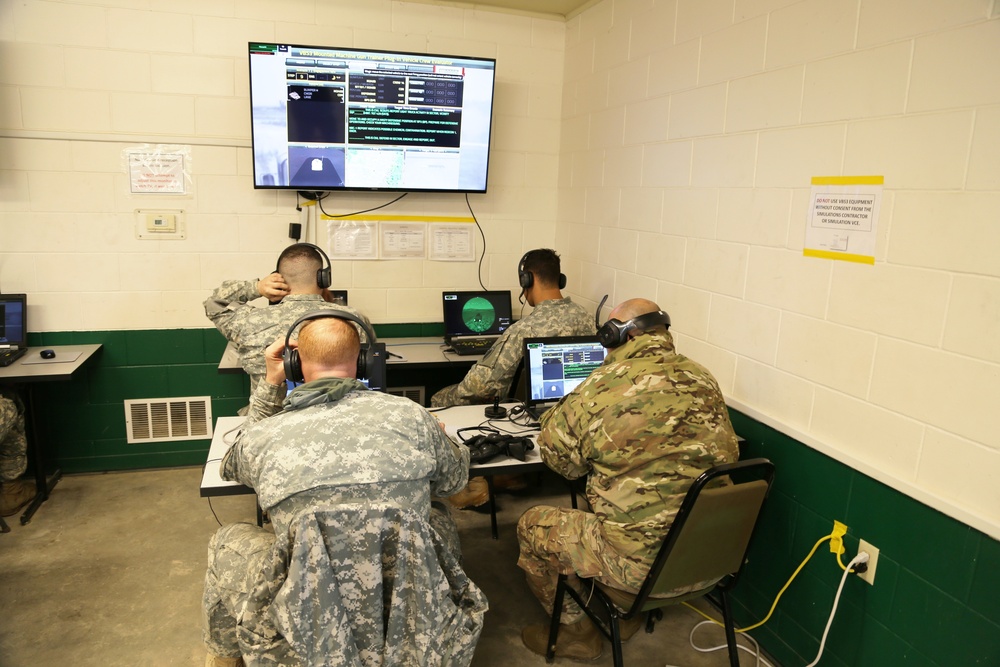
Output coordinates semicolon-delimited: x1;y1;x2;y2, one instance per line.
317;267;331;289
519;271;533;289
356;346;370;381
558;273;567;289
284;348;302;384
598;320;627;349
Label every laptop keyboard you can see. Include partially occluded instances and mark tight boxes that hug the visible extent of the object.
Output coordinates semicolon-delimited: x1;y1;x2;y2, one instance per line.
0;348;26;367
449;337;495;356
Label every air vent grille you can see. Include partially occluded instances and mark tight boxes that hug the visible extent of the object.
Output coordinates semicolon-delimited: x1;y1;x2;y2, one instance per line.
125;396;212;443
387;386;425;405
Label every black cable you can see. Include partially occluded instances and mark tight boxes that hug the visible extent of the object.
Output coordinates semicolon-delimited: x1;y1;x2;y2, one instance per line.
207;497;223;527
465;193;488;290
318;192;409;218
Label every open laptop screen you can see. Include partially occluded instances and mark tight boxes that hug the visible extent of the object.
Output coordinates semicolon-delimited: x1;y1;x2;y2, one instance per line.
0;294;27;348
442;290;512;339
286;342;387;394
523;336;605;412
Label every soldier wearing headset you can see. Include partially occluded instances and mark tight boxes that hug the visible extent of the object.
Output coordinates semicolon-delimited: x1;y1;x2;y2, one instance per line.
202;311;485;667
515;298;741;661
204;243;370;405
431;248;593;509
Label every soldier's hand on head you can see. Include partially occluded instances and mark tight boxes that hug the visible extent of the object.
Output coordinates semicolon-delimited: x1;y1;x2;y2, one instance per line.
258;272;290;302
263;336;288;386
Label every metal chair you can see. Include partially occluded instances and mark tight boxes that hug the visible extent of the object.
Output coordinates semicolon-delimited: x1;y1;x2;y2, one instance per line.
545;458;775;667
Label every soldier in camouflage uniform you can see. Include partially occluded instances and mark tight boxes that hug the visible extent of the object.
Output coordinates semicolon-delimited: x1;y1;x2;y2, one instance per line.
432;249;594;509
204;243;369;400
431;249;593;408
516;298;740;660
202;316;487;667
0;387;34;517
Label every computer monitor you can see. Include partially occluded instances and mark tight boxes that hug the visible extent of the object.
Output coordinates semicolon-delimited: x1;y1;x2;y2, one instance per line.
0;294;27;348
328;289;348;306
248;43;496;193
286;342;387;394
522;336;605;416
442;290;512;339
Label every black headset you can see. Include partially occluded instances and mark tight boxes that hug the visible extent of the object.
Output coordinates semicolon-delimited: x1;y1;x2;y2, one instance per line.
597;310;671;349
279;242;332;289
517;250;567;290
282;310;377;383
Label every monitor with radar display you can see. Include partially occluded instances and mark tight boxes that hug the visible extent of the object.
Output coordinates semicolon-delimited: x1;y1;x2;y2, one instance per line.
442;291;512;342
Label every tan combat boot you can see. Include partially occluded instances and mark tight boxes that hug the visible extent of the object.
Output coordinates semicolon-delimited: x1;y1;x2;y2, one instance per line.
446;477;489;509
0;479;35;517
522;616;603;661
205;655;244;667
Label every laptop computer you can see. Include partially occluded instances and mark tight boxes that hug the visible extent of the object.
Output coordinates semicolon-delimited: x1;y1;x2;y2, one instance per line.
522;336;605;419
0;293;28;368
442;290;513;356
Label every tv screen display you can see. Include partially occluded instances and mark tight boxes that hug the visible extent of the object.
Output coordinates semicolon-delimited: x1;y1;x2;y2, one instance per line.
248;42;496;193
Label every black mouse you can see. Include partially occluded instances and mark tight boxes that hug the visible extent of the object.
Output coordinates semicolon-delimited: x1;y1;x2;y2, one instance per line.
40;349;56;359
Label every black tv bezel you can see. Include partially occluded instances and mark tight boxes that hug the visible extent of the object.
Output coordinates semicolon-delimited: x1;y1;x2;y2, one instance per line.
248;42;497;195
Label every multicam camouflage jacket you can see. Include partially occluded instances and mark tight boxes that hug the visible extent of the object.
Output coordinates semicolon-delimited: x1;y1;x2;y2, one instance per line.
0;388;26;481
538;331;740;565
204;279;369;383
432;297;594;406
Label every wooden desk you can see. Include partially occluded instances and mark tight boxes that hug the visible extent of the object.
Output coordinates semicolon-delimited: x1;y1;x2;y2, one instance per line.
0;344;103;525
201;402;542;538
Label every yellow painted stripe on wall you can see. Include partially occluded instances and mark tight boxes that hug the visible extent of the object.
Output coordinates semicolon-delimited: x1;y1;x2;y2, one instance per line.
810;175;884;186
319;214;475;222
803;248;876;264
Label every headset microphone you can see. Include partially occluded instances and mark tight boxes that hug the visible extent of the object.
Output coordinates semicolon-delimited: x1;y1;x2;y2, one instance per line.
595;294;609;329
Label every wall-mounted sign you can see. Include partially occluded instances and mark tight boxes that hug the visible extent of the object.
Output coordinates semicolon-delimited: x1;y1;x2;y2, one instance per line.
126;147;189;194
804;175;883;264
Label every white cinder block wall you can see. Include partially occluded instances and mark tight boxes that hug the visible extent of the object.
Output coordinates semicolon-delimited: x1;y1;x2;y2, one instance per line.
556;0;1000;538
0;0;565;329
2;0;998;538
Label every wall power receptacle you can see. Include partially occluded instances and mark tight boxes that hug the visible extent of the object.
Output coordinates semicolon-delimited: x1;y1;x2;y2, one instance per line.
857;539;879;585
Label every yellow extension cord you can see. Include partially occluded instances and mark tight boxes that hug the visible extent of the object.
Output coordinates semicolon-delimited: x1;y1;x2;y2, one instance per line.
684;531;844;633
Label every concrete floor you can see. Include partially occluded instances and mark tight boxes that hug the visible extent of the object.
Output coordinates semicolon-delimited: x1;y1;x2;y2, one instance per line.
0;467;758;666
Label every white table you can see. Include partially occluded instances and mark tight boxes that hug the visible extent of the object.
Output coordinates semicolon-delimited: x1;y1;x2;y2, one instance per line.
201;402;544;538
0;344;103;525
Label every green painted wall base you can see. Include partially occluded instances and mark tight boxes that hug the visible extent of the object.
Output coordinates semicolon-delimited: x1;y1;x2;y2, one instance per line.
729;410;999;666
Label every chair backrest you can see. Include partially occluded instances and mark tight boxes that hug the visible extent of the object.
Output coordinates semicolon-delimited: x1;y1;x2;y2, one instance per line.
634;458;774;606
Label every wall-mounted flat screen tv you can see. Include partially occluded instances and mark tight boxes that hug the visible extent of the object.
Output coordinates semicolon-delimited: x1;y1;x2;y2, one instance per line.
248;42;496;193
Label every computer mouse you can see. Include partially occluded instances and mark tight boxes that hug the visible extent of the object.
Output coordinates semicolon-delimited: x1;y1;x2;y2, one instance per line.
40;349;56;359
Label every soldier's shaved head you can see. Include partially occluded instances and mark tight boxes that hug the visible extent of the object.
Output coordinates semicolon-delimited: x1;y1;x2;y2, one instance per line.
276;245;323;291
297;318;360;379
609;298;661;324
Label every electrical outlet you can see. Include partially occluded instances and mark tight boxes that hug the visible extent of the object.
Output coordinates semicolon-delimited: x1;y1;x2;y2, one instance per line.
857;539;879;585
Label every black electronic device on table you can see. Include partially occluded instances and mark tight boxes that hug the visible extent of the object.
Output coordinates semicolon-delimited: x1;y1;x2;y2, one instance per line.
522;336;605;420
442;290;512;356
0;293;28;368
